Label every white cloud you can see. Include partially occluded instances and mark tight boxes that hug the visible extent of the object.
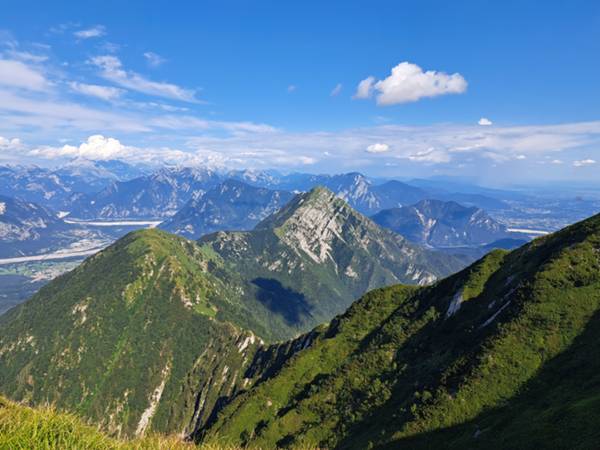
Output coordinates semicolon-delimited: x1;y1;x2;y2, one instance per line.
573;159;596;167
478;117;493;126
74;26;106;39
516;154;526;160
144;52;166;68
0;136;23;149
69;82;124;100
29;135;200;165
90;55;198;102
330;83;342;96
551;159;564;164
0;59;49;91
355;62;467;105
353;76;375;99
287;85;297;93
5;49;48;63
366;143;390;153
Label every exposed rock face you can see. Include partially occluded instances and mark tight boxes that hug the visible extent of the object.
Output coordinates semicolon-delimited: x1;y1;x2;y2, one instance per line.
200;187;462;333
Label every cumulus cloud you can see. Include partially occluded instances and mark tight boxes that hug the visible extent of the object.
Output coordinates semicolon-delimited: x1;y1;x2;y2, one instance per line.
366;143;390;153
0;59;49;91
90;55;198;102
355;62;467;105
144;52;166;68
68;82;123;100
27;135;201;166
31;135;128;160
330;83;342;96
478;117;493;126
551;159;564;164
573;159;596;167
74;26;106;39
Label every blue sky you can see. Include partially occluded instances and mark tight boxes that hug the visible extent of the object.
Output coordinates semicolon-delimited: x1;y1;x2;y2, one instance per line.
0;0;599;184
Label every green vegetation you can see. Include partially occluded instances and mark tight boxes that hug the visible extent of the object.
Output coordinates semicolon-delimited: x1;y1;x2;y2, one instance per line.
0;230;265;437
199;213;600;449
0;189;460;439
0;395;198;449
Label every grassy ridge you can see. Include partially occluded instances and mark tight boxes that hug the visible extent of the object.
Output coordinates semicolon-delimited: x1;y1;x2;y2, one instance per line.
199;213;600;449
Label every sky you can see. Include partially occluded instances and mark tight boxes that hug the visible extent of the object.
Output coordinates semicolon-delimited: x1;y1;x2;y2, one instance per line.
0;0;599;185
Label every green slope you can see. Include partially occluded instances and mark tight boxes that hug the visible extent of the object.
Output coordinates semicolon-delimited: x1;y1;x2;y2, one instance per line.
199;212;600;449
0;230;264;437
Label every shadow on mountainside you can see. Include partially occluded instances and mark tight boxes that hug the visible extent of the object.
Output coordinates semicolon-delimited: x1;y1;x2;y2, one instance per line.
251;277;313;325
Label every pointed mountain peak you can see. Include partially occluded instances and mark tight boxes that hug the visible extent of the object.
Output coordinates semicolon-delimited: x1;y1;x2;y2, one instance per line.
255;186;355;232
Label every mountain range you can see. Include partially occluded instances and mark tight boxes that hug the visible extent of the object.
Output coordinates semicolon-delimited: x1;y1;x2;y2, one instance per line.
0;187;462;437
0;195;95;258
2;194;600;448
160;179;293;239
68;167;222;220
371;199;514;248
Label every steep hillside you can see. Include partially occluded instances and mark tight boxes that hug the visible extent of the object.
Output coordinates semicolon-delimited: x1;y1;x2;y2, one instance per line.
0;230;266;437
372;199;512;247
160;179;293;239
200;212;600;449
199;187;462;333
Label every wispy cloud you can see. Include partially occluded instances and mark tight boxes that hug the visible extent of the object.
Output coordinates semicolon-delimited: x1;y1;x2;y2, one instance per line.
330;83;342;96
69;82;124;101
74;25;106;39
355;62;467;105
90;55;198;102
144;52;166;68
0;59;50;91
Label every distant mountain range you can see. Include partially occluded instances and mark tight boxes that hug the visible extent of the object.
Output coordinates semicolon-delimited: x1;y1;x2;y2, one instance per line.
160;179;293;239
0;161;146;210
372;199;514;248
68;167;221;219
0;195;92;258
0;188;462;436
0;161;514;224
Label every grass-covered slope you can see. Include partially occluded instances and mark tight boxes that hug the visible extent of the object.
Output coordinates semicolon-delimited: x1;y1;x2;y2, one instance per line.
200;213;600;449
0;229;265;437
0;395;198;449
